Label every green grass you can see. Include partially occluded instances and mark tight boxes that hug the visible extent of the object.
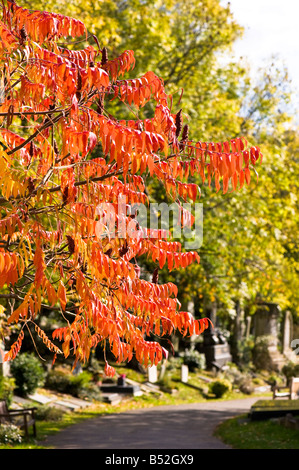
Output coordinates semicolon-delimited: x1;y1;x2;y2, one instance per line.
215;415;299;449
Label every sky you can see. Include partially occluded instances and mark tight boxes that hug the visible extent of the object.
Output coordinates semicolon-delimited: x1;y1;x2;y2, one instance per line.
221;0;299;112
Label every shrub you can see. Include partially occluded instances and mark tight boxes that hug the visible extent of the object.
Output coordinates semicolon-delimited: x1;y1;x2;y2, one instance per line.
87;357;104;382
0;376;15;406
238;376;254;395
34;404;66;422
252;335;276;371
166;356;182;372
237;336;255;366
10;353;45;397
45;367;101;400
76;381;102;401
282;362;299;384
69;371;93;396
209;379;232;398
158;372;177;392
223;367;254;395
70;372;102;400
0;424;22;445
45;366;72;393
182;348;206;372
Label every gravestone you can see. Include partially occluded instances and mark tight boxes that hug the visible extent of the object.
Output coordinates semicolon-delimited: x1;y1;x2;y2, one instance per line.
233;300;245;342
231;300;246;363
253;302;285;370
282;311;298;362
254;302;280;339
200;303;232;370
159;361;167;381
181;364;189;383
148;365;158;383
282;310;293;355
72;362;83;375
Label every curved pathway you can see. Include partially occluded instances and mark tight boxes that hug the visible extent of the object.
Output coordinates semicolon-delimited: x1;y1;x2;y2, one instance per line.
42;397;260;449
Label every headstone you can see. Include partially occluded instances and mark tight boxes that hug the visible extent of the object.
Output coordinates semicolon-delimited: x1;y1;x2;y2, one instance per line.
159;362;167;381
282;311;298;362
231;301;246;363
253;302;285;370
254;302;280;340
282;310;293;355
148;365;158;383
181;364;189;383
201;303;232;370
117;376;126;386
72;362;83;375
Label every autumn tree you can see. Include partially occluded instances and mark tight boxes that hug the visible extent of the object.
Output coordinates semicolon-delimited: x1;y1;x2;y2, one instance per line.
28;0;299;346
0;1;262;375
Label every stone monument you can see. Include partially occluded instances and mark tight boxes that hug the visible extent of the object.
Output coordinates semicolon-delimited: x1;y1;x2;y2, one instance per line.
282;310;293;355
199;303;232;370
253;302;285;371
181;364;189;383
282;310;298;362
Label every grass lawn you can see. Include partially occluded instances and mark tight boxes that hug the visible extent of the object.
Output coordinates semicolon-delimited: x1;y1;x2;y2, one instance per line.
214;414;299;449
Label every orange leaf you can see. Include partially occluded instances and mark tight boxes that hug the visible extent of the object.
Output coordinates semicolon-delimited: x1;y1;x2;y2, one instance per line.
58;281;67;311
104;361;115;378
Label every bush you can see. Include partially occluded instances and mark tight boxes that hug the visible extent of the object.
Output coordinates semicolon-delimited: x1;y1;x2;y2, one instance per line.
69;371;94;397
282;362;299;384
75;381;102;401
10;353;45;397
34;404;66;422
182;348;206;372
158;372;177;392
87;357;104;382
223;367;254;395
237;336;255;366
70;372;102;400
45;367;102;400
252;335;276;371
238;376;254;395
209;379;232;398
0;376;15;406
0;424;22;445
45;367;73;393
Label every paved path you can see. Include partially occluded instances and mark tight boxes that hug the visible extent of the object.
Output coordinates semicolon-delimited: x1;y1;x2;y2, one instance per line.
42;397;260;449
